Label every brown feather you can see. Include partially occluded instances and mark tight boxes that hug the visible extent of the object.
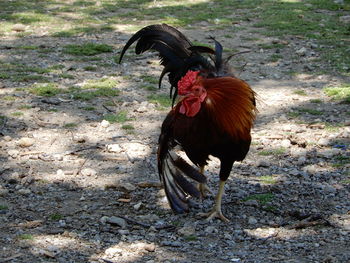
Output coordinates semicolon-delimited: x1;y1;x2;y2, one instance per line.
202;77;256;141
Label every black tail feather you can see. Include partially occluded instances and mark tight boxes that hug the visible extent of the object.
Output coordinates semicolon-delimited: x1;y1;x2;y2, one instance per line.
158;150;206;213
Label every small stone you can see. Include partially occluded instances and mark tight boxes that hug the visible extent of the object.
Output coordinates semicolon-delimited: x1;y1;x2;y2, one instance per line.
118;229;129;235
56;169;65;176
4;135;12;141
248;216;258;225
297;156;306;165
18;189;31;195
121;182;136;191
133;202;142;211
177;226;196;236
8;149;19;158
106;216;127;228
100;216;109;224
136;101;150;113
318;138;330;146
280;139;291;148
0;188;9;196
80;168;97;176
204;226;217;234
296;47;307;56
100;120;110;128
12;24;26;32
257;160;270;167
17;137;35;147
106;144;122;153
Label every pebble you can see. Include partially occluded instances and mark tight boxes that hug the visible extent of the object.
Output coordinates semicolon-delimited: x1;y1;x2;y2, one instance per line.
204;226;218;234
80;168;97;176
248;216;258;225
280;139;291;148
256;160;270;167
8;149;19;158
120;182;136;191
296;47;307;56
106;144;123;153
17;137;35;147
133;202;142;211
318;138;330;146
0;187;9;196
177;226;196;236
3;135;12;141
105;216;127;228
18;189;32;195
297;156;306;165
100;120;110;128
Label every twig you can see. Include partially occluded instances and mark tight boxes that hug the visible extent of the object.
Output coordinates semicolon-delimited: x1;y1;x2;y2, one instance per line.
66;144;104;155
103;104;114;113
20;151;44;156
76;159;88;175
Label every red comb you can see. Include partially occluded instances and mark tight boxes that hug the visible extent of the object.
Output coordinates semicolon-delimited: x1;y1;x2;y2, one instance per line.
177;71;200;95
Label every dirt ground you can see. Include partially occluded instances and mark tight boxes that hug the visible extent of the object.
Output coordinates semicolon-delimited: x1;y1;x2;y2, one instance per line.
1;9;350;263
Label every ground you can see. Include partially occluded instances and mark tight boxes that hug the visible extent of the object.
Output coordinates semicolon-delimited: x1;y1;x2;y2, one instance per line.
0;1;350;263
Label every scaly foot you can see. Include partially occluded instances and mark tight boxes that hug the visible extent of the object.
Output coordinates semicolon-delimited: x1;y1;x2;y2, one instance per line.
198;209;230;222
197;183;213;198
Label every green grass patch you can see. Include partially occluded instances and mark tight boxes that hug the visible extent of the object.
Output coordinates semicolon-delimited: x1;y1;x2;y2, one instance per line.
59;73;75;79
258;147;286;156
332;156;350;168
324;84;350;103
11;111;23;116
287;111;301;118
269;54;283;62
184;235;197;241
298;108;323;115
243;193;274;205
30;83;61;97
140;75;158;84
259;175;278;185
341;179;350;185
64;43;113;56
121;124;134;130
147;94;172;107
103;111;130;123
64;122;78;128
3;95;17;101
141;84;157;91
83;65;97;71
310;99;322;103
18;234;34;240
293;90;307;96
83;78;118;90
18;105;32;110
82;106;96;111
49;213;63;221
0;204;8;210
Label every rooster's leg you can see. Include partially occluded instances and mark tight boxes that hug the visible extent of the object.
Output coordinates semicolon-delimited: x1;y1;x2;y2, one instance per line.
197;166;213;198
198;180;229;222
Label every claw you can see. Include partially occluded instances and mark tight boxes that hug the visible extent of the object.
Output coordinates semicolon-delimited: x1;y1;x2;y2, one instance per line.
198;209;230;222
197;180;229;222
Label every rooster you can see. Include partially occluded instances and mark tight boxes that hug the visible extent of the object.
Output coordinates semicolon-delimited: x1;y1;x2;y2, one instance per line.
119;24;256;221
